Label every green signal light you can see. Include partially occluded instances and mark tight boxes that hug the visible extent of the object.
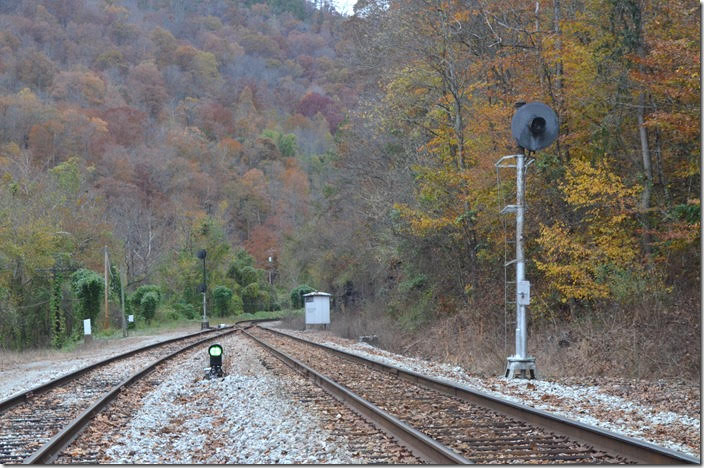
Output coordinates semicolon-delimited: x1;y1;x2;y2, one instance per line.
209;344;223;357
206;343;224;379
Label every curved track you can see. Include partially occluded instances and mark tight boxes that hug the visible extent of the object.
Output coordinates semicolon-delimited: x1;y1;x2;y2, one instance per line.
0;327;234;464
247;326;699;465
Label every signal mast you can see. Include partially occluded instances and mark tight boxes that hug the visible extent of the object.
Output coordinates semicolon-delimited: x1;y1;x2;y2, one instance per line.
496;102;559;379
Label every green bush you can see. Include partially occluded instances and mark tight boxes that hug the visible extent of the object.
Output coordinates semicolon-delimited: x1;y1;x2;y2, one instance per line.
140;291;159;322
259;290;271;310
130;285;161;322
213;285;233;317
398;289;432;332
232;293;244;314
173;302;198;320
163;307;181;321
50;273;66;349
399;274;427;293
227;249;255;284
278;133;298;157
278;293;291;310
290;284;314;309
131;284;161;307
237;265;259;287
71;268;104;323
241;282;260;314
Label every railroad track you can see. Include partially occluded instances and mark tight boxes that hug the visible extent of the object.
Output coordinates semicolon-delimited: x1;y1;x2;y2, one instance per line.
0;326;235;464
237;337;421;464
53;330;420;464
245;326;700;465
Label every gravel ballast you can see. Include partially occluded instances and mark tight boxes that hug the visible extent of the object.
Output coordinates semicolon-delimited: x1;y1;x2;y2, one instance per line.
4;323;699;462
103;333;366;464
268;325;700;459
0;328;202;401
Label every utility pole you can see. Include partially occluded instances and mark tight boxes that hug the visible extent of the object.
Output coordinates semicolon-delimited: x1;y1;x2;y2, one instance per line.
198;249;208;329
120;265;127;338
104;246;109;330
268;255;273;285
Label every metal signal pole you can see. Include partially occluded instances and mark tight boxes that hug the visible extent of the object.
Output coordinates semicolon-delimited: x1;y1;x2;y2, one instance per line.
515;150;527;359
268;255;273;285
120;266;127;338
198;249;208;329
497;151;536;379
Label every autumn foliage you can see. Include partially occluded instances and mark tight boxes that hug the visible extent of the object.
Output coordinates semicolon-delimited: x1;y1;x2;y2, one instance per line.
0;0;342;349
0;0;698;379
305;0;699;378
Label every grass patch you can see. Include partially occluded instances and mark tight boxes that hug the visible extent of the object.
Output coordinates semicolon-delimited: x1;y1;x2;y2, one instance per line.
232;310;288;322
93;327;125;340
127;318;201;337
276;308;305;329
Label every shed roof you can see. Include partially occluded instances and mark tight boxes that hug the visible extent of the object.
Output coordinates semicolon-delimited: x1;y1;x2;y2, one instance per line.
302;291;332;297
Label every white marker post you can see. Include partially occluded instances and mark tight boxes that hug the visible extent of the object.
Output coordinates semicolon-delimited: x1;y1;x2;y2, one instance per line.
83;318;92;344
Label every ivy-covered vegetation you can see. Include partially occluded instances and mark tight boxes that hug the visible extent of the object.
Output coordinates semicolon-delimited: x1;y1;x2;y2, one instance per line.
70;269;104;324
290;284;315;309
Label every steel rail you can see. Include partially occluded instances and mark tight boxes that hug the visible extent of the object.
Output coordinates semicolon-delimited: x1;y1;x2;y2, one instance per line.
0;326;226;413
233;317;282;329
23;328;237;464
241;329;470;464
258;326;700;465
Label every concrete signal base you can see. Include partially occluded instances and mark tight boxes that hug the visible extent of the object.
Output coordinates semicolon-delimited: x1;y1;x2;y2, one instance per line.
505;356;537;379
201;320;209;330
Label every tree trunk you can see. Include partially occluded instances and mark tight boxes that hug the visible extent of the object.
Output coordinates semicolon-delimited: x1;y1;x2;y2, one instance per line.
637;93;653;262
553;0;563;93
653;122;670;204
635;4;653;262
454;97;464;170
637;93;653;213
553;0;566;163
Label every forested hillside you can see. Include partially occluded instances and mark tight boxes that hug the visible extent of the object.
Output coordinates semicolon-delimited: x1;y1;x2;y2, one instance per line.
0;0;349;348
0;0;699;379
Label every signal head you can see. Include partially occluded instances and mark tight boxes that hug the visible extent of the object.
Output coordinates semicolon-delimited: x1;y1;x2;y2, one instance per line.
209;344;223;357
206;343;224;378
511;102;558;151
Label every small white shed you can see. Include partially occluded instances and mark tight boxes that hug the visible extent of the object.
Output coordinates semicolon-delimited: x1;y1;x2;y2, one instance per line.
303;291;331;327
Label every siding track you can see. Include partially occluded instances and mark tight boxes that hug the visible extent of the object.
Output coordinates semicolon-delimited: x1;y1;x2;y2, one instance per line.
0;327;234;464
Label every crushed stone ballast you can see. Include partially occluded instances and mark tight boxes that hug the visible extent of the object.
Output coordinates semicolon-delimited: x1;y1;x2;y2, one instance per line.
253;326;699;464
56;332;420;464
0;327;234;464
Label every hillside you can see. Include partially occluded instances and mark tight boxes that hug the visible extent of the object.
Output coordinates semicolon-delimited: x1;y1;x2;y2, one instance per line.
0;0;699;381
0;0;351;347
